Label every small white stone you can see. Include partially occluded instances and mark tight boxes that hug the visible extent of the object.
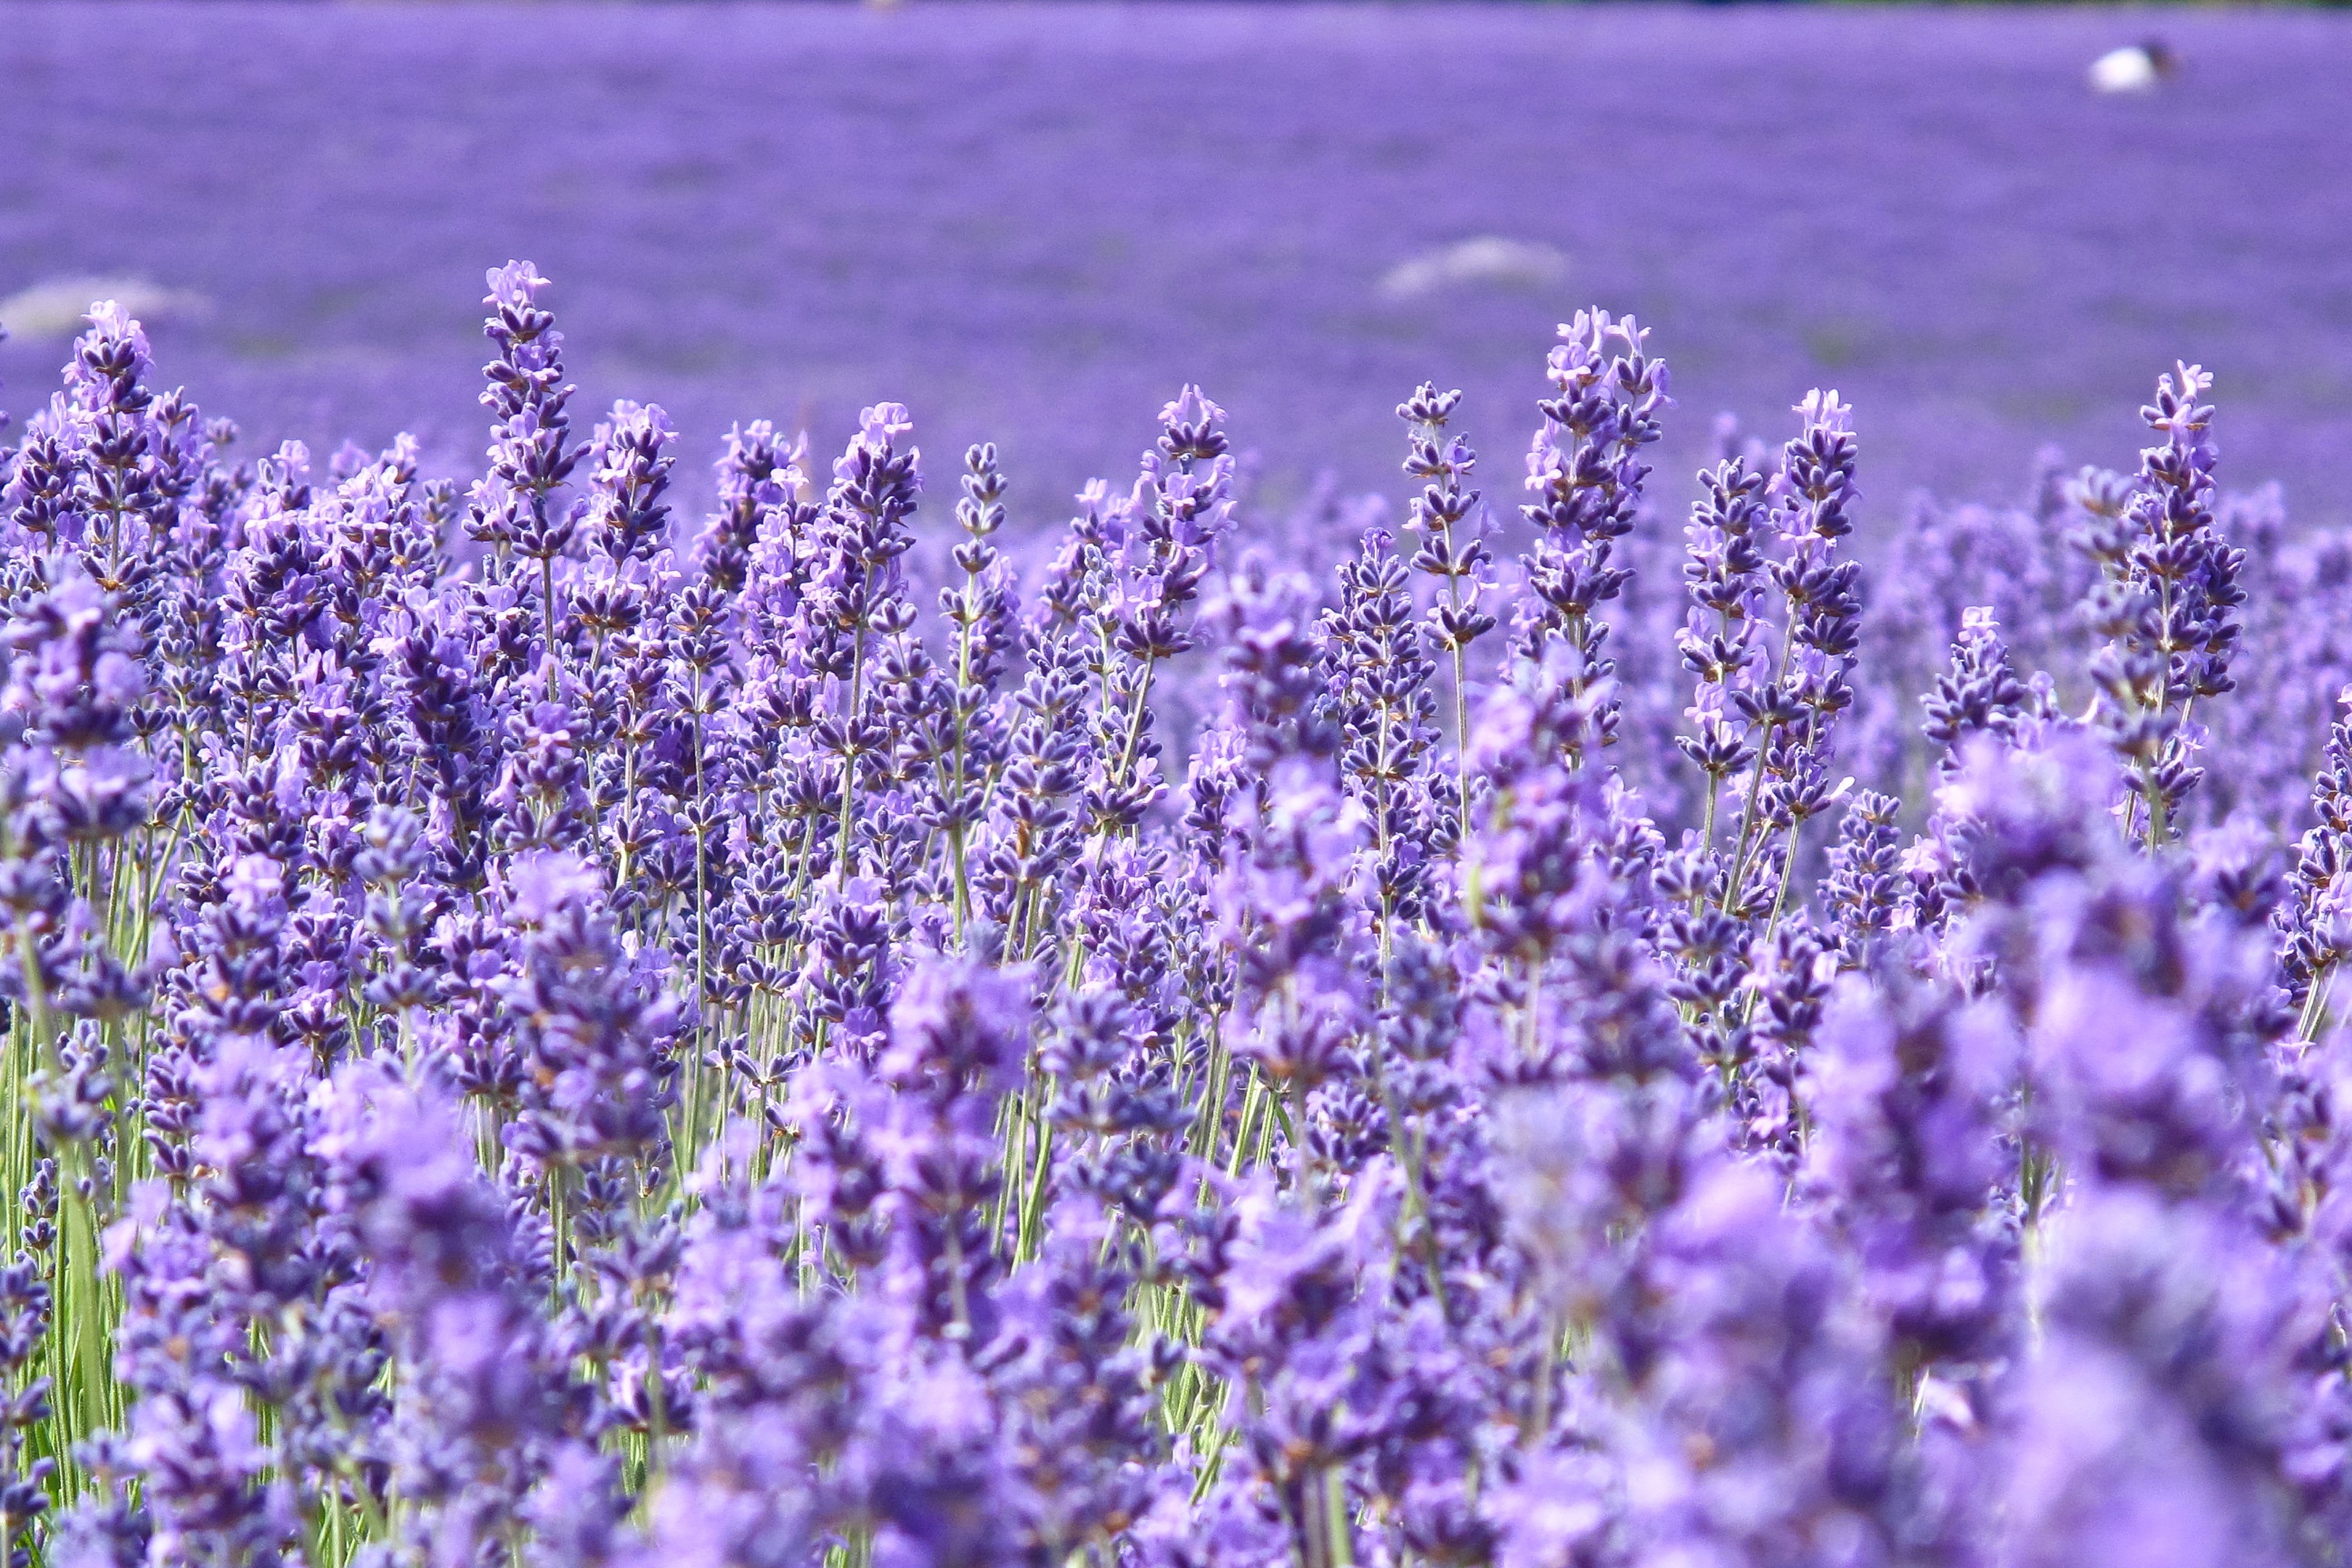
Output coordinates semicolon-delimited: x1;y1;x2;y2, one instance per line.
0;275;205;340
2088;44;2166;94
1378;237;1567;303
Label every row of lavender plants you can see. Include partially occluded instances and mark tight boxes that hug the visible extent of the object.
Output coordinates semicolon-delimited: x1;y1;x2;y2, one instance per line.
0;261;2345;1567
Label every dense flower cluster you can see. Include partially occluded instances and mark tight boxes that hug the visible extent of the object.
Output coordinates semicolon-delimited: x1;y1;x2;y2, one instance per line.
0;269;2348;1568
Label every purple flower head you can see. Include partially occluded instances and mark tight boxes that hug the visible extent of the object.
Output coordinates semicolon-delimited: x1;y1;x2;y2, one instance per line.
862;401;915;446
1209;555;1339;769
2072;364;2245;845
2028;918;2247;1198
1158;385;1226;434
584;397;678;563
1934;730;2120;898
504;848;603;929
880;953;1033;1102
2004;1188;2309;1568
485;260;552;316
3;560;144;751
68;301;155;413
1792;387;1853;438
1807;976;2017;1368
221;852;285;915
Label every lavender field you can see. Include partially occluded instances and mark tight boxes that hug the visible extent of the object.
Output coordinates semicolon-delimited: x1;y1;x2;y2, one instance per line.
9;6;2352;1568
4;4;2351;521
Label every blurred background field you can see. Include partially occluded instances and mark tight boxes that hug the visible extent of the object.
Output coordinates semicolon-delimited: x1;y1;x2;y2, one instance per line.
2;1;2347;536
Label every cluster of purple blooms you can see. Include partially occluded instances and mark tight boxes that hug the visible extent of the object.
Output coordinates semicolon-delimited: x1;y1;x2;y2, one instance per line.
0;263;2349;1567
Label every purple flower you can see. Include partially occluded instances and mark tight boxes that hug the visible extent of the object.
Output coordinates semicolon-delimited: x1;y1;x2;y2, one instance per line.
0;254;2344;1568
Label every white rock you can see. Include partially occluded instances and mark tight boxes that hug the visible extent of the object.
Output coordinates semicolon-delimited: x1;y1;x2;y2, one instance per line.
1379;237;1566;303
2089;44;2165;95
0;275;205;340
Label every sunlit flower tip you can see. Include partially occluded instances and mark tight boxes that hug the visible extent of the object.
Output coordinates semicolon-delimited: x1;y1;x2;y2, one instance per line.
1792;387;1853;433
1157;385;1226;428
483;258;552;305
858;401;915;444
79;301;147;346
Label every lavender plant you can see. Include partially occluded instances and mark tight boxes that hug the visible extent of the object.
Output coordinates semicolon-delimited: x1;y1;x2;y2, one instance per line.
0;267;2345;1568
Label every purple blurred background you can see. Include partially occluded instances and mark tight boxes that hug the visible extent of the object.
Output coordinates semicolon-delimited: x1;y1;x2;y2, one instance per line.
3;2;2347;538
